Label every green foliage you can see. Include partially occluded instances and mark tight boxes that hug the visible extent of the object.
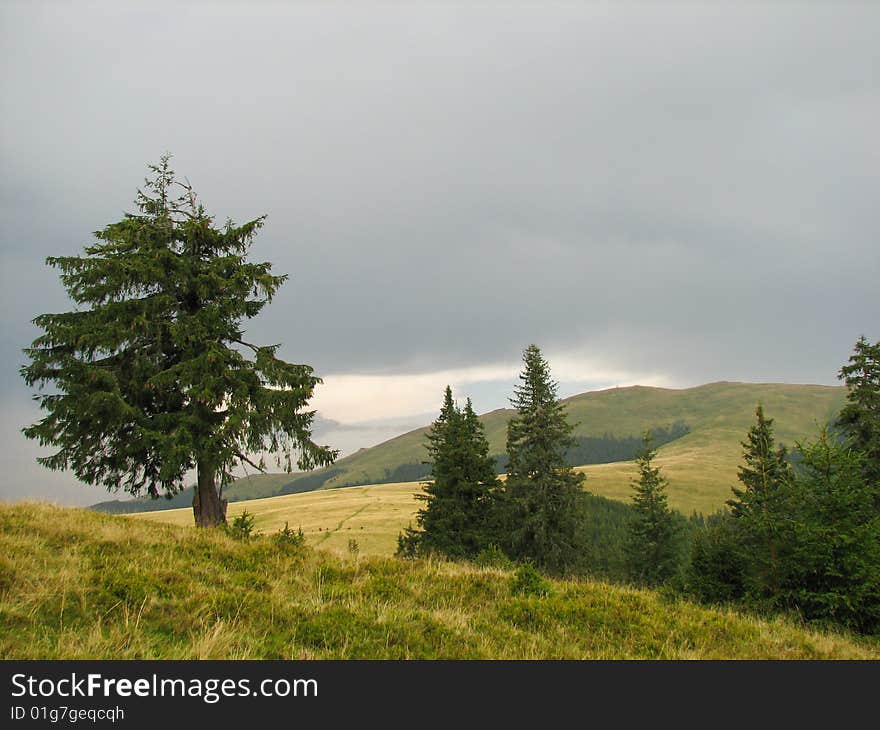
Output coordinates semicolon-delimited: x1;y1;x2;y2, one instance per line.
727;405;795;599
625;433;682;586
782;430;880;632
474;544;515;569
228;510;256;541
573;493;635;581
274;521;306;551
398;387;499;559
510;563;552;597
376;422;692;485
838;336;880;492
396;524;420;559
500;345;586;575
686;379;880;634
492;421;691;472
685;512;748;604
20;156;336;526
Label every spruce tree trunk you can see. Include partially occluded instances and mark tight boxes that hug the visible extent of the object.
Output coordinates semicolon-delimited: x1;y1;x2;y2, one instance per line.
192;459;228;528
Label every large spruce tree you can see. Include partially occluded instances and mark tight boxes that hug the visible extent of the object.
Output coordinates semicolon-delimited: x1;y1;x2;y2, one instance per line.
727;404;794;597
21;156;336;526
626;432;679;585
502;344;585;574
398;386;498;558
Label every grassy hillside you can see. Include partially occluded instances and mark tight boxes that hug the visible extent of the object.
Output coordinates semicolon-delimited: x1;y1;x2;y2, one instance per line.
2;503;875;659
95;381;846;516
136;481;423;556
318;381;845;514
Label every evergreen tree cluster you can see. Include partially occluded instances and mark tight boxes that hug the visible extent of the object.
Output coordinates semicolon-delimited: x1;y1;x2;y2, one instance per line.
399;345;593;574
397;387;498;560
401;338;880;634
687;339;880;632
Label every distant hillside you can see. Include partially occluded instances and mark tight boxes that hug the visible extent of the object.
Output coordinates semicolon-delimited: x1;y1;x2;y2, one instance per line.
90;473;303;514
304;381;846;514
94;381;846;516
3;502;874;659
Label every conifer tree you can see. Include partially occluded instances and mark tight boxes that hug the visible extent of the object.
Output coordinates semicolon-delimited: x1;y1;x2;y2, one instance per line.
727;404;794;597
625;432;679;585
398;387;498;558
785;429;880;632
21;156;337;526
838;336;880;495
502;344;585;574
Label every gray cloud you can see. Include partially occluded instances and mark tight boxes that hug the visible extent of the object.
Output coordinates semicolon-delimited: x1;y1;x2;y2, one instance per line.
2;2;878;502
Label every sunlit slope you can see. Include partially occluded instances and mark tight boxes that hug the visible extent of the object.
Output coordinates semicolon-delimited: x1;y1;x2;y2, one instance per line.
5;503;875;659
569;382;845;513
136;481;423;556
111;382;845;516
319;382;845;513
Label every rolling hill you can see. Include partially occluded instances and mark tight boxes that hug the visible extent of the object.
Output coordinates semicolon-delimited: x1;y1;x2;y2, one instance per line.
97;381;846;518
310;381;845;514
3;502;875;659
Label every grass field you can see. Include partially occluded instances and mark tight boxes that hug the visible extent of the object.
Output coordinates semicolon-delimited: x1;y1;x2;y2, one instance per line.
96;381;846;517
126;448;779;559
3;503;876;659
129;382;848;545
136;481;423;556
315;382;846;510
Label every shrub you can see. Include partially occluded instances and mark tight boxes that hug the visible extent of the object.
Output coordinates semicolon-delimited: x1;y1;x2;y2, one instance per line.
228;510;256;541
475;544;514;569
510;563;552;597
274;521;306;550
685;513;747;604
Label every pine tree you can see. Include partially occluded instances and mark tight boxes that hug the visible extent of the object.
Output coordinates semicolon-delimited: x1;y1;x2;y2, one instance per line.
785;428;880;632
21;156;337;527
502;345;585;574
398;387;498;559
727;404;794;597
838;336;880;494
625;432;679;585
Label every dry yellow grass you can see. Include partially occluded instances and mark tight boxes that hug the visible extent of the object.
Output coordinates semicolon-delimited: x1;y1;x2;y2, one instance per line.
132;441;732;559
3;503;877;660
135;481;424;556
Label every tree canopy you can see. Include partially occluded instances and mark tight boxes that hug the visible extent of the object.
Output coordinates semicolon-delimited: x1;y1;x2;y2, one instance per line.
398;386;498;559
626;432;680;586
502;344;585;574
21;156;336;526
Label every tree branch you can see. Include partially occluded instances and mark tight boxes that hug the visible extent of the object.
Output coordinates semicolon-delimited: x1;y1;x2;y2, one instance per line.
231;337;262;353
236;451;266;474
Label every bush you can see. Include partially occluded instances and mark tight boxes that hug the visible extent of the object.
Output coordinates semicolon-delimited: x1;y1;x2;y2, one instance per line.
396;525;420;559
274;521;306;550
685;513;747;604
228;510;256;541
510;563;552;597
475;544;514;569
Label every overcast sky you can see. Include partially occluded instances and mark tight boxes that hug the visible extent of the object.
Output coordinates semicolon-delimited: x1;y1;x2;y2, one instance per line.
2;1;878;504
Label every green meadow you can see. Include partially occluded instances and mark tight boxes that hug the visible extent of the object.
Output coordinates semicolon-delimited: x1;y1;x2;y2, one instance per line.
2;503;875;660
98;381;846;519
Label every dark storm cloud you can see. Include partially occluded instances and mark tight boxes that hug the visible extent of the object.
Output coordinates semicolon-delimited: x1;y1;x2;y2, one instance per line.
2;2;878;502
